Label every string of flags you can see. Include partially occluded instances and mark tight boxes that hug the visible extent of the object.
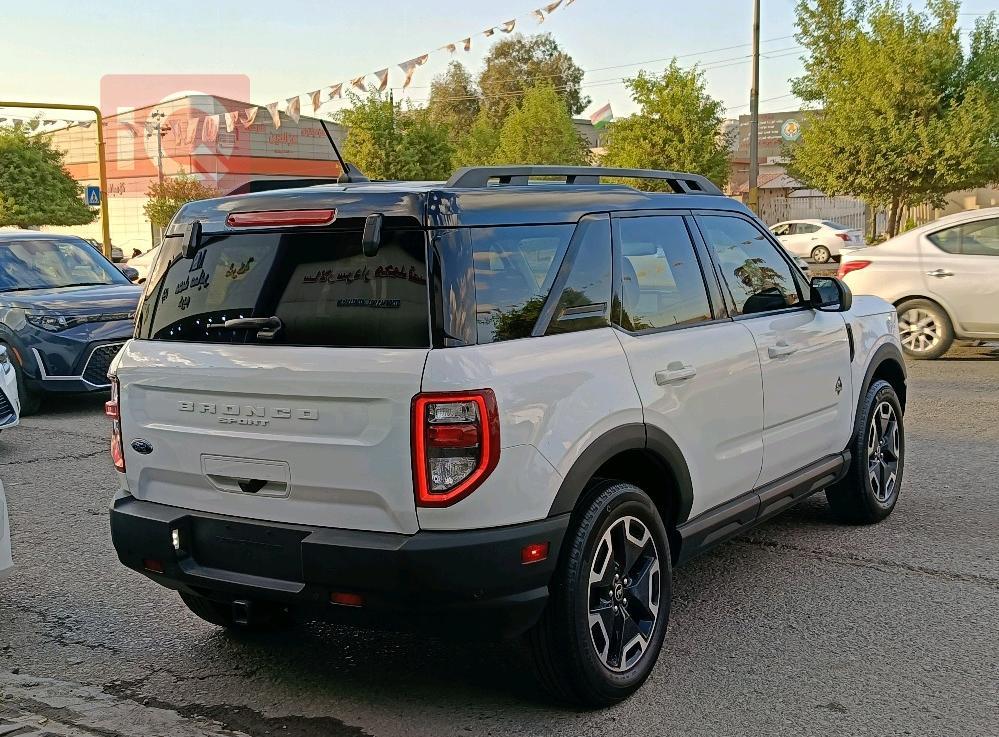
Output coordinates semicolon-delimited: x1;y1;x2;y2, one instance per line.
1;0;579;140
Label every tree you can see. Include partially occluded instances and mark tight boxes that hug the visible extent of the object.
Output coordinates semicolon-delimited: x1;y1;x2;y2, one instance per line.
790;1;999;237
492;84;591;166
0;125;96;228
335;92;453;180
452;110;500;167
427;61;481;145
601;62;731;189
143;172;218;229
478;34;589;126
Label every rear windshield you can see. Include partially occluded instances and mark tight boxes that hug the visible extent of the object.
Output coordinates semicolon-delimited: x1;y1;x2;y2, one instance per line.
821;221;850;230
135;228;429;347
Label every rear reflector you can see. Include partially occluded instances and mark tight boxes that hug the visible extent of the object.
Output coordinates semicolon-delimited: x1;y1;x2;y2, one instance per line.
226;209;336;228
330;592;364;607
521;542;550;565
143;559;164;574
837;259;871;278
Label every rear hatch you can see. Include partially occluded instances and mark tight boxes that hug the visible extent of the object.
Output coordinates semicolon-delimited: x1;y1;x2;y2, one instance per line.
116;206;431;534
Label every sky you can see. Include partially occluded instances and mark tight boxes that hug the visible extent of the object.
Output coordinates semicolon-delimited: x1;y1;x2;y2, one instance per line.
2;0;994;124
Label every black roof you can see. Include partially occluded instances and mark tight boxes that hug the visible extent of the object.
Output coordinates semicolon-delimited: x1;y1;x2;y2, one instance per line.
168;166;747;235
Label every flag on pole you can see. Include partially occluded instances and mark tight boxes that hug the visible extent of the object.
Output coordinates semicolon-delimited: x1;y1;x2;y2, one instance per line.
589;103;613;128
374;69;389;91
286;96;301;123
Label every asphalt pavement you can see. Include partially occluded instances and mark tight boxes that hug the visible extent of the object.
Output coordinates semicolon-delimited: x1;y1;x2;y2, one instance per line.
1;344;997;737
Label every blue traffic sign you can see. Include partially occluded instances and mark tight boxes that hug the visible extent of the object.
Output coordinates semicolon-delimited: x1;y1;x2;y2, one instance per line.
85;185;101;206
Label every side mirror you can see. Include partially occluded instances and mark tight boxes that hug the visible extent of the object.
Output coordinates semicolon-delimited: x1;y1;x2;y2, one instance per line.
361;213;383;257
120;266;140;282
810;276;852;312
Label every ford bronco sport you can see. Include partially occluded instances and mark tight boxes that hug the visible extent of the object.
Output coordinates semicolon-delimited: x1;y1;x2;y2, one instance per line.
108;166;907;706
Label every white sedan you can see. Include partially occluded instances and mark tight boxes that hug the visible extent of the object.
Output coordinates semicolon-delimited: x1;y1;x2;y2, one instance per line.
770;219;864;263
0;480;11;579
839;207;999;359
125;244;161;284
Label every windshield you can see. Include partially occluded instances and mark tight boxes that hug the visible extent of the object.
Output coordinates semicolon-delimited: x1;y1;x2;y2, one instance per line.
0;238;130;292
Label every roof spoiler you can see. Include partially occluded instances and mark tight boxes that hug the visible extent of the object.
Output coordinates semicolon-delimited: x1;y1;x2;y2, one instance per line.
445;166;722;195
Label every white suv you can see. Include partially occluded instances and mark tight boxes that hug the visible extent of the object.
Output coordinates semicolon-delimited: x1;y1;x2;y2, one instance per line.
108;166;908;706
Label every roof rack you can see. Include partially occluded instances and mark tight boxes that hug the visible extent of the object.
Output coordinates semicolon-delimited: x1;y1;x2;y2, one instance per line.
445;166;722;195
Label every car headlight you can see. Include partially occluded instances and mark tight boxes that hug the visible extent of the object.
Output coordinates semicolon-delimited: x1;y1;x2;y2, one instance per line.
24;312;136;332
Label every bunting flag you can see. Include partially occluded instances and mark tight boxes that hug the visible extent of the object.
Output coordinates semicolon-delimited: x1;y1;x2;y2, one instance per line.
533;9;545;23
444;42;457;53
501;19;516;32
374;68;390;92
242;107;259;127
329;82;343;99
545;0;563;12
224;110;239;133
483;27;495;37
462;37;472;51
202;114;219;143
309;89;323;113
351;75;367;92
399;54;429;89
286;96;301;123
265;101;281;129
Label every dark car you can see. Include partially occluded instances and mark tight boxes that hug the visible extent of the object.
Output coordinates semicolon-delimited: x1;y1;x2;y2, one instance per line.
0;231;141;414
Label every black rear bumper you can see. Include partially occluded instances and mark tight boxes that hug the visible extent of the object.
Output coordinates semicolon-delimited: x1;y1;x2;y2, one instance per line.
110;497;569;637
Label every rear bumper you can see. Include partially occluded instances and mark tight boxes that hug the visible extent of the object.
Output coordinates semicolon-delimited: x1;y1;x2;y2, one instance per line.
110;497;569;637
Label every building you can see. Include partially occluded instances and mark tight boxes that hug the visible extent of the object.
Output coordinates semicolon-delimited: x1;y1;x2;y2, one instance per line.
726;109;808;197
43;94;347;253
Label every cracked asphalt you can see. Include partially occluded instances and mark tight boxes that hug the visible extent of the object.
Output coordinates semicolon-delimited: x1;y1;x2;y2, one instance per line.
2;345;997;737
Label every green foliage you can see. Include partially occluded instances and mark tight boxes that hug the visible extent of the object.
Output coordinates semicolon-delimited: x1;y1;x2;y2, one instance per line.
478;34;589;126
601;62;730;189
790;1;999;236
452;110;501;168
0;125;97;228
143;172;218;229
427;61;481;146
335;91;453;180
492;84;591;166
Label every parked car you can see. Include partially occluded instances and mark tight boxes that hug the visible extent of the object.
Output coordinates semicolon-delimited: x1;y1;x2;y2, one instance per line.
108;165;907;707
125;244;161;284
770;219;864;263
0;346;19;433
84;238;124;263
839;207;999;359
0;480;11;580
0;231;142;414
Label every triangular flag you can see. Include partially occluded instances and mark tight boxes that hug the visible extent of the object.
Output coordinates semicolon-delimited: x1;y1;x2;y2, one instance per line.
79;120;93;128
242;107;259;127
500;19;516;32
484;27;495;37
27;120;39;130
533;9;546;23
286;96;301;123
445;42;457;53
42;119;57;126
309;89;323;113
202;114;219;143
224;110;239;133
545;0;563;12
374;69;389;92
462;37;472;51
266;102;281;128
399;55;429;89
351;75;367;92
329;82;343;99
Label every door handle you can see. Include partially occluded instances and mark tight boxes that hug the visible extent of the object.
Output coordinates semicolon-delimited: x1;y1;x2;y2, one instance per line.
926;269;954;278
768;342;798;359
655;362;697;386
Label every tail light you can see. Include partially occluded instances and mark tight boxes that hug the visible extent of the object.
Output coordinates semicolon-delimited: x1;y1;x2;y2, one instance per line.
837;259;871;279
106;377;125;472
412;390;500;507
836;233;850;241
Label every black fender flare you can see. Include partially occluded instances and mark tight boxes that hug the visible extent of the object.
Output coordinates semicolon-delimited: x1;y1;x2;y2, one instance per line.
858;341;907;415
547;423;694;525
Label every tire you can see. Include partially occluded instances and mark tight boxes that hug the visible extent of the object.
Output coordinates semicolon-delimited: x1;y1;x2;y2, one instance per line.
528;481;671;707
896;298;953;359
2;344;41;416
810;245;832;264
826;379;905;524
179;591;294;631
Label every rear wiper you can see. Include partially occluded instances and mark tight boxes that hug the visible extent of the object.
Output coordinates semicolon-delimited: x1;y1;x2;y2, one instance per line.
207;316;282;339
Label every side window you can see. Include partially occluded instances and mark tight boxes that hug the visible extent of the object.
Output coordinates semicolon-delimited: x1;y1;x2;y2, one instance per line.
771;223;790;237
614;216;712;332
546;216;612;336
471;225;573;343
799;223;821;234
697;215;801;316
929;218;999;256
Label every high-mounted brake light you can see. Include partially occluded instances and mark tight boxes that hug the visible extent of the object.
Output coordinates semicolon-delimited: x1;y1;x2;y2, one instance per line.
226;209;336;228
107;376;125;472
837;259;871;279
412;390;500;508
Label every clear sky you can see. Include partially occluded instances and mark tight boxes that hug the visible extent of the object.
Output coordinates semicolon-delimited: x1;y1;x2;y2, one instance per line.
2;0;992;122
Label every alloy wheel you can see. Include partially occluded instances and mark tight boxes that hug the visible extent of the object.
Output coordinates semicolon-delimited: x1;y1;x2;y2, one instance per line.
867;401;900;503
899;308;941;354
587;515;661;673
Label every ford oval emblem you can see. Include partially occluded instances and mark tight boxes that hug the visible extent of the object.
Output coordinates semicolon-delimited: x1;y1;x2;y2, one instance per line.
131;439;154;455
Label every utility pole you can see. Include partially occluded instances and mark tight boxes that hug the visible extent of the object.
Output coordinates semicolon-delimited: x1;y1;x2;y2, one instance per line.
747;0;761;215
145;110;172;241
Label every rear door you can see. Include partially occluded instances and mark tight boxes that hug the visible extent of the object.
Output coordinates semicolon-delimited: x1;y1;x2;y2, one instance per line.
117;224;431;534
922;217;999;336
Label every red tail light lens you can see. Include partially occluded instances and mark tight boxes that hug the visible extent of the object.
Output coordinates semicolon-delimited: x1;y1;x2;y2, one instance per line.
837;259;871;279
412;390;500;507
107;377;125;472
226;209;336;228
836;233;850;241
